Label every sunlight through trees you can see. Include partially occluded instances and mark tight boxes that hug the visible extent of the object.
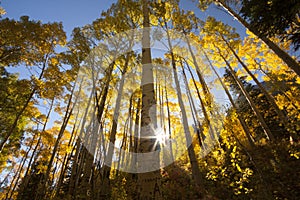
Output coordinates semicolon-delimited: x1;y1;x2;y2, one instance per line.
0;0;299;199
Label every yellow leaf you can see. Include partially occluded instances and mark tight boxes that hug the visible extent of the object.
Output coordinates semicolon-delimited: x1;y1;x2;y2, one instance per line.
236;164;242;172
50;57;59;66
245;75;252;81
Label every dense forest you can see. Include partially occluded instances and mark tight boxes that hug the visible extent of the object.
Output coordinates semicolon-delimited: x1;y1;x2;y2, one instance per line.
0;0;299;199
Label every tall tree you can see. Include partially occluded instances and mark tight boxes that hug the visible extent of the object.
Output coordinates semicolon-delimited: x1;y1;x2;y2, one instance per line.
198;0;300;76
240;0;300;51
0;16;66;152
137;0;162;199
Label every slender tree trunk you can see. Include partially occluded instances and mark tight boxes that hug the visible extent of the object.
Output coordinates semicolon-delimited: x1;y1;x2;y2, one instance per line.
77;113;100;200
184;37;220;145
215;46;275;141
202;51;255;147
72;93;99;200
221;33;290;125
180;60;206;148
183;58;216;146
185;35;212;102
117;96;133;176
158;85;164;128
17;98;54;199
103;53;130;178
0;55;49;152
163;23;203;192
6;160;25;200
127;94;135;172
215;0;300;77
117;118;129;176
164;81;174;162
169;53;203;193
37;84;76;199
255;59;299;110
55;115;80;197
131;97;141;180
68;61;113;199
101;53;131;198
221;37;298;140
68;86;94;198
0;169;12;188
96;62;115;122
137;0;162;199
159;83;173;165
6;136;36;200
76;58;105;200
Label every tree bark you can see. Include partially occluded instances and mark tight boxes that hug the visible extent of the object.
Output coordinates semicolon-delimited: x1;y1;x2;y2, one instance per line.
101;53;131;197
184;36;220;145
180;60;206;148
164;81;174;162
215;46;275;141
0;56;48;152
164;23;204;191
216;0;300;77
221;35;297;140
37;84;76;199
183;58;216;147
202;51;255;147
137;0;162;199
17;98;54;200
170;52;203;190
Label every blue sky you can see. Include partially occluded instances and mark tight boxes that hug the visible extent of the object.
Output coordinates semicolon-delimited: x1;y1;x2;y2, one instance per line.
1;0;117;36
2;0;246;37
1;0;242;105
